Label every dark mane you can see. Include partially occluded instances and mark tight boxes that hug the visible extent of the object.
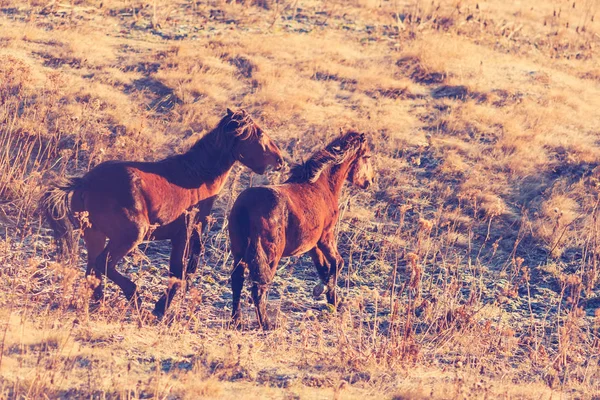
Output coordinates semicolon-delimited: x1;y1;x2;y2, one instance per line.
191;109;260;151
286;131;363;183
161;109;260;182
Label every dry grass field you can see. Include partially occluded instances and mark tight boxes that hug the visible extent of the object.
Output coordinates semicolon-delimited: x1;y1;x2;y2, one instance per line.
1;0;600;398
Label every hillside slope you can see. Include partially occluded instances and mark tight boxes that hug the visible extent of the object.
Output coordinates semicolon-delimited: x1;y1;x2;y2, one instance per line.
1;0;600;398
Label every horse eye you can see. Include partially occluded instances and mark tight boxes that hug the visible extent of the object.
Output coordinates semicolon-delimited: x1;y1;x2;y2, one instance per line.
364;155;372;159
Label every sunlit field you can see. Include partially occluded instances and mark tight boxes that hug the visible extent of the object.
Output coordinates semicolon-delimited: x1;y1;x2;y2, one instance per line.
1;0;600;398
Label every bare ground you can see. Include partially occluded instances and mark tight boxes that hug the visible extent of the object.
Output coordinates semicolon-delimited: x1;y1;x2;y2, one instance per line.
1;0;600;398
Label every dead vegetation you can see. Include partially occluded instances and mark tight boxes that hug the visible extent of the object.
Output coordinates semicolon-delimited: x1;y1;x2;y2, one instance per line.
1;0;600;398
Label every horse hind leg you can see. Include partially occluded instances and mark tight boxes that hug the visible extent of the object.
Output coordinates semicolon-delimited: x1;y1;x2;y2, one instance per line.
93;227;144;309
251;283;271;330
153;233;186;318
231;258;246;328
83;228;106;301
247;238;277;330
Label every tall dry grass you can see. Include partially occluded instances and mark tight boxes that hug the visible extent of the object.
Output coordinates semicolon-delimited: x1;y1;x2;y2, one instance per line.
0;0;600;398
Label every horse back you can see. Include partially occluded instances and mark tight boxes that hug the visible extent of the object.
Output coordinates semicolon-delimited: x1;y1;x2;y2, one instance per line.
279;183;335;255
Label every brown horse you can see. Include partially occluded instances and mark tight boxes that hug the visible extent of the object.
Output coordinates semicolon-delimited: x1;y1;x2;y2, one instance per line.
41;109;284;317
228;131;374;329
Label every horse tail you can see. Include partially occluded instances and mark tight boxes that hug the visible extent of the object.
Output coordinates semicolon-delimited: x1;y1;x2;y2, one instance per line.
245;236;271;286
230;202;270;285
39;177;83;261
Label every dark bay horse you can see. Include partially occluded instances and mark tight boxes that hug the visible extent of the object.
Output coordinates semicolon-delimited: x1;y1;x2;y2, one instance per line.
41;109;284;317
228;131;374;329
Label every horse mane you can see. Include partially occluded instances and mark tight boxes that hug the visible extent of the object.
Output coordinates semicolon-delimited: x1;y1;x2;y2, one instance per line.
161;109;260;182
286;131;364;184
190;109;260;152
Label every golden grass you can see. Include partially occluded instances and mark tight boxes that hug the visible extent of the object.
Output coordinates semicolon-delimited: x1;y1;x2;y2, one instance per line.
1;0;600;398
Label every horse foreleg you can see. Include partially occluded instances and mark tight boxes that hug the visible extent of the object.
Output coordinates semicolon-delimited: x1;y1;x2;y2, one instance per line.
153;233;186;318
309;247;330;298
83;228;106;301
186;230;202;276
317;237;344;307
186;197;217;276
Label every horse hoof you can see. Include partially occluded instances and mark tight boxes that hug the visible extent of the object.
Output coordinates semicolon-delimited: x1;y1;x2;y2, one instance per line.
153;297;167;319
91;287;104;302
312;283;328;298
152;308;164;320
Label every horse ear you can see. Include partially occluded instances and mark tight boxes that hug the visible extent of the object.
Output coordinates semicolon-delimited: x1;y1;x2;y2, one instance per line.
226;108;234;117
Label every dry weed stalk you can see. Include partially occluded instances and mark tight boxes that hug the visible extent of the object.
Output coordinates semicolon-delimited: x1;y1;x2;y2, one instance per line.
0;0;599;397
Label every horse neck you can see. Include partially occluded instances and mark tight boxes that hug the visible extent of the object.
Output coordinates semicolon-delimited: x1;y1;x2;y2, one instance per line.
172;129;236;189
319;154;357;200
